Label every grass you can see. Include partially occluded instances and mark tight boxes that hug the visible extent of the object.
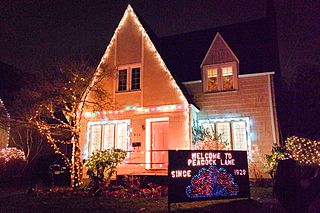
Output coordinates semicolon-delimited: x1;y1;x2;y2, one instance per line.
0;186;285;213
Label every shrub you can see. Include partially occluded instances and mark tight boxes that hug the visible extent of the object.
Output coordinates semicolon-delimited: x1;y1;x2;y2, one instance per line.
264;145;287;178
84;149;126;195
285;136;320;166
265;136;320;178
0;147;26;179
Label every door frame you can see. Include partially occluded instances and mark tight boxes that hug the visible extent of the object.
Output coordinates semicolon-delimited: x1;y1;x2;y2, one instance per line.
145;117;169;169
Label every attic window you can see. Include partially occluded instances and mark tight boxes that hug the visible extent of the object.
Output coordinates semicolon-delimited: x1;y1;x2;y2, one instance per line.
203;62;237;92
222;66;233;90
207;68;218;91
118;69;128;91
117;64;141;92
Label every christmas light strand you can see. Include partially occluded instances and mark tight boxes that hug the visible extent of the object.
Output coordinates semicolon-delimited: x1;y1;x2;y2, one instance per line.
84;103;187;118
0;98;11;144
186;166;239;198
285;136;320;166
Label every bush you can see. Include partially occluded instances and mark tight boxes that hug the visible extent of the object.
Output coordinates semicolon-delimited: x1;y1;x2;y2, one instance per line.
285;136;320;166
264;145;286;178
0;147;26;179
265;136;320;178
84;149;126;196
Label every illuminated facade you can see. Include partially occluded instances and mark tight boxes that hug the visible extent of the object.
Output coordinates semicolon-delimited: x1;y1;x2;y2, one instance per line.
80;5;279;177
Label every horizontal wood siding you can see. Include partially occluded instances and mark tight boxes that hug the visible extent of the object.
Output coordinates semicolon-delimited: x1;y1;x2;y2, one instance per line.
186;75;276;177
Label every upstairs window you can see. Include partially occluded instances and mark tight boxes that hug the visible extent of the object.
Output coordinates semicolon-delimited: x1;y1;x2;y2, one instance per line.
222;66;233;90
118;69;128;91
207;68;218;91
117;65;141;92
203;62;237;92
131;67;140;90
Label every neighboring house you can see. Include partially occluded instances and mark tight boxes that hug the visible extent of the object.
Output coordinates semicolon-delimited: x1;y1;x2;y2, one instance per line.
0;98;9;148
80;5;280;178
0;62;32;148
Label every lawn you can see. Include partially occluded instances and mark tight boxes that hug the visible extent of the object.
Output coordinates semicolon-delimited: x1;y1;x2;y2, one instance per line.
0;186;285;213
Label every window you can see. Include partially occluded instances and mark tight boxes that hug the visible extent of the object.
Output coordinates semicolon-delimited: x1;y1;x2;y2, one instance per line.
204;62;237;92
232;121;247;150
222;66;233;90
207;68;218;91
118;69;128;91
131;68;140;90
216;122;231;149
117;65;141;92
90;125;102;152
199;119;248;151
89;121;130;156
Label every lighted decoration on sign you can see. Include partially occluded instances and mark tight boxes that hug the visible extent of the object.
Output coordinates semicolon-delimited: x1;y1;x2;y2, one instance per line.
168;150;250;204
185;166;239;198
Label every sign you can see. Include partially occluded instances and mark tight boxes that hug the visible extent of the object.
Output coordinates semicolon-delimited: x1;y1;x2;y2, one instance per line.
168;150;250;204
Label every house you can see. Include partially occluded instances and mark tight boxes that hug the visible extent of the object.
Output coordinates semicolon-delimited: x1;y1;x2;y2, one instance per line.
0;98;9;148
0;62;33;149
80;4;280;178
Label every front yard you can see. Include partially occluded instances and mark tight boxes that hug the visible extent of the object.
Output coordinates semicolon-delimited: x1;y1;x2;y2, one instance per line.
0;186;285;213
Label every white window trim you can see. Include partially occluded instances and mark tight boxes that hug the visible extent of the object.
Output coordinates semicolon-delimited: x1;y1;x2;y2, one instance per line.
116;63;141;92
85;119;131;158
198;117;251;154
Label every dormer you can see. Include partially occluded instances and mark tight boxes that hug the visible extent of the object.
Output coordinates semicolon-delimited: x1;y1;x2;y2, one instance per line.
201;33;239;93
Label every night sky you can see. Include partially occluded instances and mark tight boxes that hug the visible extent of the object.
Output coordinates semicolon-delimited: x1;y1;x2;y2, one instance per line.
1;0;320;138
0;1;273;72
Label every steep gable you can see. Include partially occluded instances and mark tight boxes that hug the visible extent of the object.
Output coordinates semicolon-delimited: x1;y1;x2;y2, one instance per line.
201;32;239;67
158;18;278;82
91;5;188;106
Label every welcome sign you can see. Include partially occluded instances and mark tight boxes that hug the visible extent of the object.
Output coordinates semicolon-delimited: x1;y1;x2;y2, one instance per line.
168;150;250;204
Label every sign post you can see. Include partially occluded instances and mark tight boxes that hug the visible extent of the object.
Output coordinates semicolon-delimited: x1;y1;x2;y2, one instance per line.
168;150;250;210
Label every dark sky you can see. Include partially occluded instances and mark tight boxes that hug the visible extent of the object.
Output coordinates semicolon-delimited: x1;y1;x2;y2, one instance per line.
1;0;319;84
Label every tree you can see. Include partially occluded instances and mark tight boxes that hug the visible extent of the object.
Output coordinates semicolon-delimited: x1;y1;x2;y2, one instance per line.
27;61;113;187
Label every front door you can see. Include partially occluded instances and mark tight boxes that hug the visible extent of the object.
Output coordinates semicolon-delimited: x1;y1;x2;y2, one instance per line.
151;121;169;169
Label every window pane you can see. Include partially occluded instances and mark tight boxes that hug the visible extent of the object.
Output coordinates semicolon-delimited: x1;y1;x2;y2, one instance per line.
90;125;102;154
216;122;231;149
202;122;215;138
207;68;218;91
222;66;233;90
232;121;247;150
131;67;140;90
103;124;115;150
118;69;127;91
116;123;129;151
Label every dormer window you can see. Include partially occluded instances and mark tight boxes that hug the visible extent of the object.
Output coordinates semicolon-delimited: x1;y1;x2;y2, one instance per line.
117;64;141;92
204;62;237;92
222;66;233;90
207;68;218;91
201;32;239;93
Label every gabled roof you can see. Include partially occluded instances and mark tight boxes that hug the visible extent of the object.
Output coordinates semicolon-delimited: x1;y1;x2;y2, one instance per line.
200;32;239;67
94;4;189;105
157;18;278;82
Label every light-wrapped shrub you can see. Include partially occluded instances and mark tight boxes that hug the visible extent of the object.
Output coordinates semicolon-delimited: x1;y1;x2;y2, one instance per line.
285;136;320;165
0;147;26;178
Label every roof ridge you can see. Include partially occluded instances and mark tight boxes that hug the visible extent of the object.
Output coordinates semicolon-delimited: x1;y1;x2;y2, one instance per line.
159;17;267;39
